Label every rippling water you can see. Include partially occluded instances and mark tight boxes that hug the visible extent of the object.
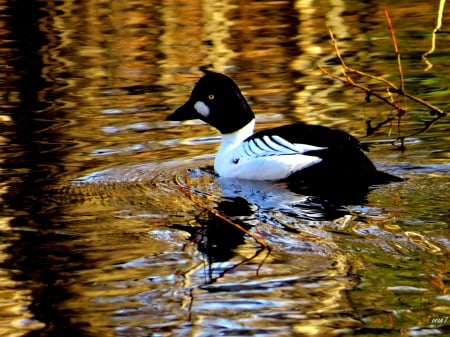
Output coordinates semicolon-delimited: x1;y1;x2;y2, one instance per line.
0;1;449;336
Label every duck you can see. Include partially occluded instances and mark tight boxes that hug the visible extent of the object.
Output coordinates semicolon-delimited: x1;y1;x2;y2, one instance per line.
167;69;402;192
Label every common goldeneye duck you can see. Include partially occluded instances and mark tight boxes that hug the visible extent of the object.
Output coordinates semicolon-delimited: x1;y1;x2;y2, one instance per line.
167;70;402;188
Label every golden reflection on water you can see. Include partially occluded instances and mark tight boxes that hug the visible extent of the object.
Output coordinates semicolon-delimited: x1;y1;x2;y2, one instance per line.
0;0;449;336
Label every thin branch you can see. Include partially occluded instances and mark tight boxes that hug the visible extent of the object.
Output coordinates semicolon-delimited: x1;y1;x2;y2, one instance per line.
319;20;446;148
174;172;269;248
327;26;399;89
318;64;404;114
384;8;407;138
403;92;445;116
208;246;271;283
384;8;405;93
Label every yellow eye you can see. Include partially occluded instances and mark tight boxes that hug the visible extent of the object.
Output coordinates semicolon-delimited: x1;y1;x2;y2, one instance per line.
208;94;215;100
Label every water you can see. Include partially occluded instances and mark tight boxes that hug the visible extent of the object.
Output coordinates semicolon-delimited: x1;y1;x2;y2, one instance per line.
0;1;449;336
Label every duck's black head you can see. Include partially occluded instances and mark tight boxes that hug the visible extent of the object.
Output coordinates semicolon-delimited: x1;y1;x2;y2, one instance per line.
167;70;255;134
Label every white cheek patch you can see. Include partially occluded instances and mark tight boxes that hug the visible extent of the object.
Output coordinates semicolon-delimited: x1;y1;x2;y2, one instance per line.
194;101;210;118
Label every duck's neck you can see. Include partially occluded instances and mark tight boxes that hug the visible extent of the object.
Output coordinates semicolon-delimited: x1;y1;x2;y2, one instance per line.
214;119;255;177
218;119;255;152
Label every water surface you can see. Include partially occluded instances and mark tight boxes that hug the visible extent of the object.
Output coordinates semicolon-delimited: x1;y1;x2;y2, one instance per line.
0;1;449;336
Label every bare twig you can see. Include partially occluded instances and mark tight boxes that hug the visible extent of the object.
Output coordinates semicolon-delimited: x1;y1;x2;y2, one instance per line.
384;8;405;93
384;8;407;139
318;64;403;114
327;27;398;89
174;172;269;248
208;246;270;283
326;29;445;116
319;15;446;148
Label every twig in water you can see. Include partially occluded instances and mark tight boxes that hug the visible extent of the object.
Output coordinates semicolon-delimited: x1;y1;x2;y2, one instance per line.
174;172;269;248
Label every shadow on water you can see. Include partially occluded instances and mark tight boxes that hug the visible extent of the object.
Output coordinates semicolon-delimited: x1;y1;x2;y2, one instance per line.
1;1;86;336
170;166;379;284
172;197;254;264
171;196;264;284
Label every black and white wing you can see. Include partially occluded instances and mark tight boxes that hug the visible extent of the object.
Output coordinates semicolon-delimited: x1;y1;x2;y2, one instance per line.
236;134;327;159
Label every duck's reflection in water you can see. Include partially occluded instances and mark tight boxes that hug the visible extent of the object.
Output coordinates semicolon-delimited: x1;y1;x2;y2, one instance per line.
171;172;372;282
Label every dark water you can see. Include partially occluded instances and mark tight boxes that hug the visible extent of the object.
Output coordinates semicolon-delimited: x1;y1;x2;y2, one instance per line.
0;1;449;336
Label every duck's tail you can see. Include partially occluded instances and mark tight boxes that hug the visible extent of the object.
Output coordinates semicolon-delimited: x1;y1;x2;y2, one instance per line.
372;170;404;185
